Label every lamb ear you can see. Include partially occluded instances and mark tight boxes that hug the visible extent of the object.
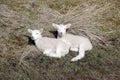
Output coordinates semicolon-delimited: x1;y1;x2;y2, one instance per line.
52;23;59;29
66;24;71;29
28;29;32;33
39;28;43;33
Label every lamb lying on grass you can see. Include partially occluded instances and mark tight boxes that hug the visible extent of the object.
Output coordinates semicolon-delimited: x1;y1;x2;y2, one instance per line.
28;28;70;58
52;23;93;61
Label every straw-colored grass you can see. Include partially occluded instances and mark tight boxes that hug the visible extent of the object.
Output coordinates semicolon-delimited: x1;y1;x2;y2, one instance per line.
0;0;120;80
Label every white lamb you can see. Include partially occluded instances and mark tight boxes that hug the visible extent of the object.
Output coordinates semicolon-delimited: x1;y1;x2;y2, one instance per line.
28;28;70;58
52;23;93;61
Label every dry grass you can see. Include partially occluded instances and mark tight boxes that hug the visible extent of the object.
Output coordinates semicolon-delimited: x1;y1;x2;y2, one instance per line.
0;0;120;80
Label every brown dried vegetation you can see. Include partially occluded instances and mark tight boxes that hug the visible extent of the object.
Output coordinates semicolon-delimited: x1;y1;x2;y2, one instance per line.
0;0;120;80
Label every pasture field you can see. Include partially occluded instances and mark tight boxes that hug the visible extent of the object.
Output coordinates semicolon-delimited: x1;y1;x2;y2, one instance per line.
0;0;120;80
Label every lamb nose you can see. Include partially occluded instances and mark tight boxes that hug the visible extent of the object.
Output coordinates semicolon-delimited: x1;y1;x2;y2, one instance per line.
59;32;63;37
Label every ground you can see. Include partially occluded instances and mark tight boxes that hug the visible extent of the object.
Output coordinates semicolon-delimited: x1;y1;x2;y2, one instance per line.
0;0;120;80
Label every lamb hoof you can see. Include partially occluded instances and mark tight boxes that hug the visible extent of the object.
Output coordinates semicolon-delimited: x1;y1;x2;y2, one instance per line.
71;57;82;62
71;58;79;62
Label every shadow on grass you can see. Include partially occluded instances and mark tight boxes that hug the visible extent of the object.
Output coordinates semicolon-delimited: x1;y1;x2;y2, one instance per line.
24;35;35;45
49;30;58;38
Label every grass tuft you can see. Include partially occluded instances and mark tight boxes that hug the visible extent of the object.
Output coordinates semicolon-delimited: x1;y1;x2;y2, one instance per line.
0;0;120;80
